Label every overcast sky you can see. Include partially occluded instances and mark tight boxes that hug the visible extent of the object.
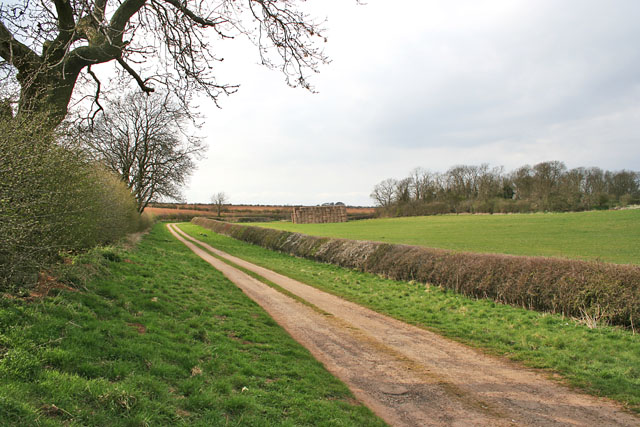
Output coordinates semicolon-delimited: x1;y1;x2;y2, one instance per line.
185;0;640;206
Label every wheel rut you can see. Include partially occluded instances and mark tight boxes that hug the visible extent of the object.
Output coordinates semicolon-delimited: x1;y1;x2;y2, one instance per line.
167;223;639;427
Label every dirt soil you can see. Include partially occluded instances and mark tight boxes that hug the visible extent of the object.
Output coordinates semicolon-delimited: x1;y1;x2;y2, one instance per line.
167;224;639;427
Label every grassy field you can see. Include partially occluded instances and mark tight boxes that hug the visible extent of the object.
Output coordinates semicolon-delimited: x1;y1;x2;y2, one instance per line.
179;223;640;413
0;225;385;426
253;209;640;265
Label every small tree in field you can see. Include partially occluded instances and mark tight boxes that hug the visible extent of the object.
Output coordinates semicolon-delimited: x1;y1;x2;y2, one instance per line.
211;192;228;217
80;92;205;213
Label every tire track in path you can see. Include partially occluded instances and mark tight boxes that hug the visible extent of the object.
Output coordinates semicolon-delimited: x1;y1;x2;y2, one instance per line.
167;223;639;427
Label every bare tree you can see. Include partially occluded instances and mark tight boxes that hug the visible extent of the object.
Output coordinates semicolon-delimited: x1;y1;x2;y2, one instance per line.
395;177;412;204
0;0;329;128
606;170;640;199
408;167;425;201
210;192;228;217
372;162;640;217
80;92;205;212
370;178;397;208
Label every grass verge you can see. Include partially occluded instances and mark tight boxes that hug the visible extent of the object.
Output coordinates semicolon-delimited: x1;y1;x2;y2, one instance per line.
253;210;640;265
179;222;640;413
0;224;385;426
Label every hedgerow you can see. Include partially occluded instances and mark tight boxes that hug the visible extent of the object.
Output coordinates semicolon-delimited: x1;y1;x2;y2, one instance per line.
0;116;145;291
192;217;640;328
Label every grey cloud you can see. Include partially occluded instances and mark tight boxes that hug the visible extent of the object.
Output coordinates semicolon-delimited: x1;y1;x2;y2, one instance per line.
185;0;640;206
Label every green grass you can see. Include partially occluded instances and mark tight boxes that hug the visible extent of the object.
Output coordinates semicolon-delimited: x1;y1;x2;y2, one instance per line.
179;223;640;413
0;224;386;426
253;209;640;265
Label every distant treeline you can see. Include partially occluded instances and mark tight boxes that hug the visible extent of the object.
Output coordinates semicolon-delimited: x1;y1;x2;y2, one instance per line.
371;161;640;216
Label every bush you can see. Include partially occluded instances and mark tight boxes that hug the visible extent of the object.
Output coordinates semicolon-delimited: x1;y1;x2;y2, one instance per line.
0;117;143;290
193;217;640;328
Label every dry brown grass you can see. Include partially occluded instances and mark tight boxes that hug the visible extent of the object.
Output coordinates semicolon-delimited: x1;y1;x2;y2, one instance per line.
146;207;214;217
147;205;375;221
150;203;374;213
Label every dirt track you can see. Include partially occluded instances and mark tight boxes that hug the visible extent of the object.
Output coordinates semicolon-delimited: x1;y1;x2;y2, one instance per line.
167;224;639;426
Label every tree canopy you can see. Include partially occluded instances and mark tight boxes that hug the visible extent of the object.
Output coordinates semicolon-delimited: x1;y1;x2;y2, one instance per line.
79;92;205;212
0;0;328;127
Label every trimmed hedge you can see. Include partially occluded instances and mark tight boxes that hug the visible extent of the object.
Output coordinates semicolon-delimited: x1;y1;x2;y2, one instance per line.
192;217;640;328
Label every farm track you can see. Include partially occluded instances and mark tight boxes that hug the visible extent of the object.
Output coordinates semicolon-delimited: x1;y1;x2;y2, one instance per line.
167;223;639;427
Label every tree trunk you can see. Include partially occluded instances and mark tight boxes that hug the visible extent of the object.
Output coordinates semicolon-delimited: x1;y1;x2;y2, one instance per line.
16;66;78;128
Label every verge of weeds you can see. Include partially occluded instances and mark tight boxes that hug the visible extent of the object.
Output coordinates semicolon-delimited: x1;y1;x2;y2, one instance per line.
179;222;640;414
0;224;386;426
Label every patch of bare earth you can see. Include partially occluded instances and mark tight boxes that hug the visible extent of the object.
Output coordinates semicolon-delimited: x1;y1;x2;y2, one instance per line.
16;272;79;300
168;224;639;427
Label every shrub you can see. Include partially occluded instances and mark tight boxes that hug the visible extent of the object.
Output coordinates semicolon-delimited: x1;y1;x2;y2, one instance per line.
420;202;451;216
192;218;640;328
0;117;143;290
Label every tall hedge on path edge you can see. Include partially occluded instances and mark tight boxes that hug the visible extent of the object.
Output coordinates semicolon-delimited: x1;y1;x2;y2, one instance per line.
192;217;640;329
1;117;144;291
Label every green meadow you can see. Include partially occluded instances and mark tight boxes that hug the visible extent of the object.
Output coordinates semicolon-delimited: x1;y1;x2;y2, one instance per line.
254;209;640;265
0;225;384;426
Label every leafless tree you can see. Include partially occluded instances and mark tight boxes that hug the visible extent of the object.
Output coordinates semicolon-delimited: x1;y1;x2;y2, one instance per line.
606;170;640;199
210;191;228;217
408;167;426;201
0;0;329;128
79;92;205;212
370;178;397;208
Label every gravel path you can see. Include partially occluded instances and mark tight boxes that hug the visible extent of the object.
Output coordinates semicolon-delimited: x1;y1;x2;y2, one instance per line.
168;223;639;427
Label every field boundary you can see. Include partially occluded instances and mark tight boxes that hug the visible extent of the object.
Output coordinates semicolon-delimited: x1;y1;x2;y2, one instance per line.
172;223;640;425
192;217;640;328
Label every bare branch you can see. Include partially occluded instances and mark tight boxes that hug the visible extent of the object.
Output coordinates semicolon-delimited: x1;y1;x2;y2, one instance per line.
161;0;227;27
53;0;75;32
42;0;77;62
93;0;108;23
85;65;103;123
110;0;147;34
116;57;154;94
0;20;40;73
2;0;331;127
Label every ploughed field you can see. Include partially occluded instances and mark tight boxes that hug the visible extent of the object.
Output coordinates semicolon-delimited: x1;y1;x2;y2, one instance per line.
254;209;640;265
146;204;375;222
